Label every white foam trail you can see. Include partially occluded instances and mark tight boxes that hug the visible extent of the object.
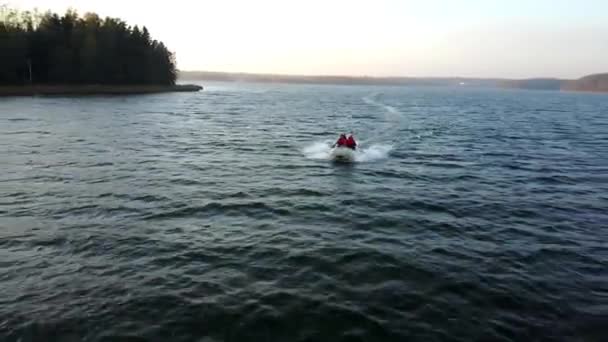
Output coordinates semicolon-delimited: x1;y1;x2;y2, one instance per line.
355;144;393;162
363;93;398;114
303;141;392;163
302;141;333;160
384;105;398;114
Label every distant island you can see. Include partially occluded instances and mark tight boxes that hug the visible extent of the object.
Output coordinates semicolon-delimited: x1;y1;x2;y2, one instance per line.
181;71;608;93
498;74;608;93
0;6;201;95
562;73;608;93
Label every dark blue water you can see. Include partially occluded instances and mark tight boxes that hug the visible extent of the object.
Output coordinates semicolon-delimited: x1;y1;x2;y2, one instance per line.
1;83;607;341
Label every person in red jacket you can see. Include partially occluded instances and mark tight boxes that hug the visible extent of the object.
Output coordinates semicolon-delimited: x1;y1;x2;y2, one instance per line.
334;134;347;148
346;133;357;150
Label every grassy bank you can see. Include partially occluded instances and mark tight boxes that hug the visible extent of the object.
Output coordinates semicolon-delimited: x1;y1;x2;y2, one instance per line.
0;84;202;96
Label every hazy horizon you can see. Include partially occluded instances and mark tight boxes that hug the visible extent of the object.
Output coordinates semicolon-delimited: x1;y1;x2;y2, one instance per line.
8;0;608;79
177;69;602;80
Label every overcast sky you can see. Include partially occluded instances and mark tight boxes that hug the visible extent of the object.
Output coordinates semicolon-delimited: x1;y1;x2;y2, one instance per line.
9;0;608;78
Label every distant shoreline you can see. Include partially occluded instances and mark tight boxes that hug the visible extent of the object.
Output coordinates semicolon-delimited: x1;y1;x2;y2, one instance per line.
0;84;202;97
180;71;608;93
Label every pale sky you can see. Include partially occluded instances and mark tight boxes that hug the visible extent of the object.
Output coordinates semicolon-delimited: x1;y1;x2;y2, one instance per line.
8;0;608;78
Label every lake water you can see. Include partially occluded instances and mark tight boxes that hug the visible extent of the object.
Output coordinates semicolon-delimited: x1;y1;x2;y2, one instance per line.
1;83;607;341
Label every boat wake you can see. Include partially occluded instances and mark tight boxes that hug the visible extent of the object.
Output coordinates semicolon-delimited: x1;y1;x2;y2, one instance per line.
361;92;408;145
303;141;392;162
363;93;399;114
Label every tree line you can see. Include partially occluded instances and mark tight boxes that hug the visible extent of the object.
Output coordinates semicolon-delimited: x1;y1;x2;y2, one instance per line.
0;6;176;85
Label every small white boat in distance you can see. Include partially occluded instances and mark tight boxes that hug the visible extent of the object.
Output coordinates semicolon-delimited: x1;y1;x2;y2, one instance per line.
330;147;356;162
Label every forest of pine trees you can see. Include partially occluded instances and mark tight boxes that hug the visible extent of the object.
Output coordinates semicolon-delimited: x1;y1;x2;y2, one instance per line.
0;6;177;85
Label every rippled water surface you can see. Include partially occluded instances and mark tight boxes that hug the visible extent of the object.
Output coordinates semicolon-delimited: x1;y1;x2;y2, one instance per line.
1;83;607;341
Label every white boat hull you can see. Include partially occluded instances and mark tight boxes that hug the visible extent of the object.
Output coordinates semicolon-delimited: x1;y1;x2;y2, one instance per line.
330;147;355;162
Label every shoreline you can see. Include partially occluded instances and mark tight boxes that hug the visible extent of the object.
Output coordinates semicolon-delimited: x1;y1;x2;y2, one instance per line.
180;70;608;93
0;84;203;96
